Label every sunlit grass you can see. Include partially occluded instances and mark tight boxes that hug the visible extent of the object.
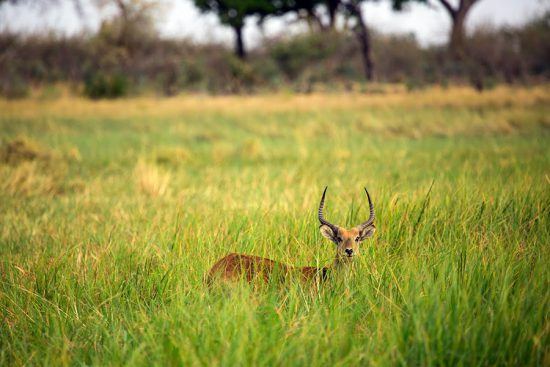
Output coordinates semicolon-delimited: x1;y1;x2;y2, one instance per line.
0;86;549;366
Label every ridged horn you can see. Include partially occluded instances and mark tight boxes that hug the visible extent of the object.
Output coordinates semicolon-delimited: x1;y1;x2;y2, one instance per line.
358;187;375;228
318;186;339;234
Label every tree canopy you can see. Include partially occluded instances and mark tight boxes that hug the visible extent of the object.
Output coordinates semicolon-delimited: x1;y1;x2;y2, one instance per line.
193;0;275;58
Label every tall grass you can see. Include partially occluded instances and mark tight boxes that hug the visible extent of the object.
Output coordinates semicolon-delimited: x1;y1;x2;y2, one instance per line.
0;87;549;366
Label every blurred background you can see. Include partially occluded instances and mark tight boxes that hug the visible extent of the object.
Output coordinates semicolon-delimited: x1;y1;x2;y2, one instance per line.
0;0;548;98
1;3;549;365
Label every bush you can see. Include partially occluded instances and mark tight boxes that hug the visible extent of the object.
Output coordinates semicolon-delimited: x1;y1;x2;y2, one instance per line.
0;75;30;99
0;61;30;99
270;32;340;80
228;56;261;92
84;72;129;99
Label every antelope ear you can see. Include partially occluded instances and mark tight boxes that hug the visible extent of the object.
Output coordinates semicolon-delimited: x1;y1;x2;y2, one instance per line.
357;224;376;241
320;225;338;243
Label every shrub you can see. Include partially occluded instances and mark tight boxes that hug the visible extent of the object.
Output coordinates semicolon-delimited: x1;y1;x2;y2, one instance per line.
0;73;30;99
270;32;340;80
228;56;260;92
84;72;129;99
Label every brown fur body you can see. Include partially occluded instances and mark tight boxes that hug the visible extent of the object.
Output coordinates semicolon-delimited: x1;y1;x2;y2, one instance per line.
206;253;328;285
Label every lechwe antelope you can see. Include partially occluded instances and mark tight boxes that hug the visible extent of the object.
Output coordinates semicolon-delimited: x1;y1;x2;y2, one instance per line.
206;187;376;285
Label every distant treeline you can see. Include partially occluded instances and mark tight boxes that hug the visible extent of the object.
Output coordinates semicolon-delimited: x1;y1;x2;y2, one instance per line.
0;11;548;98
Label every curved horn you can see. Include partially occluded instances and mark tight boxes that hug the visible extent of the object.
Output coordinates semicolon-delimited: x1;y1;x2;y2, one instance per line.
359;187;375;228
318;186;339;234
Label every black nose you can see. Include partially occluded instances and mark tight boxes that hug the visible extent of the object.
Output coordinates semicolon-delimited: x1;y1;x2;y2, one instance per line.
345;248;353;256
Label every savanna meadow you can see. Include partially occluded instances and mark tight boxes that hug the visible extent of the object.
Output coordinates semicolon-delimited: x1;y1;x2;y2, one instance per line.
1;86;549;366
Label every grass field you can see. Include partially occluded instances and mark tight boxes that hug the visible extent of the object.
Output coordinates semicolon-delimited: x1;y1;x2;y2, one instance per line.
1;86;549;366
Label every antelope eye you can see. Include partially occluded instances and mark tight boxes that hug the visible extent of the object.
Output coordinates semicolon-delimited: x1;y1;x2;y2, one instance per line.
355;236;360;242
336;236;343;242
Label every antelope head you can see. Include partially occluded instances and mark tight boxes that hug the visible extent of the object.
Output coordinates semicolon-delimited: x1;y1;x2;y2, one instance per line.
318;187;376;264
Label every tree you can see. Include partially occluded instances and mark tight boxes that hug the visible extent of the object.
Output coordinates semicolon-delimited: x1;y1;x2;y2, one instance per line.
341;0;425;81
341;1;372;79
94;0;158;51
435;0;482;59
193;0;274;59
271;0;335;31
272;0;424;80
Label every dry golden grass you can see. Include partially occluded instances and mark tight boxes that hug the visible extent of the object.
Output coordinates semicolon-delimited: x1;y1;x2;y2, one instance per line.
1;85;548;120
134;159;171;197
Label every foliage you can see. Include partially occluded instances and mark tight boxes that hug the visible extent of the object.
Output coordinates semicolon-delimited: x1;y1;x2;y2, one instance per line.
517;11;550;77
0;87;549;365
0;12;548;95
0;73;30;99
270;32;341;80
94;0;159;51
193;0;274;28
84;72;129;99
193;0;275;57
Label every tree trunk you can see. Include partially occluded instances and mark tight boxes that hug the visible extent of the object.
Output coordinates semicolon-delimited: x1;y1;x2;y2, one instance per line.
449;7;468;60
234;24;246;60
438;0;480;60
327;0;340;29
348;2;373;81
355;23;374;81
